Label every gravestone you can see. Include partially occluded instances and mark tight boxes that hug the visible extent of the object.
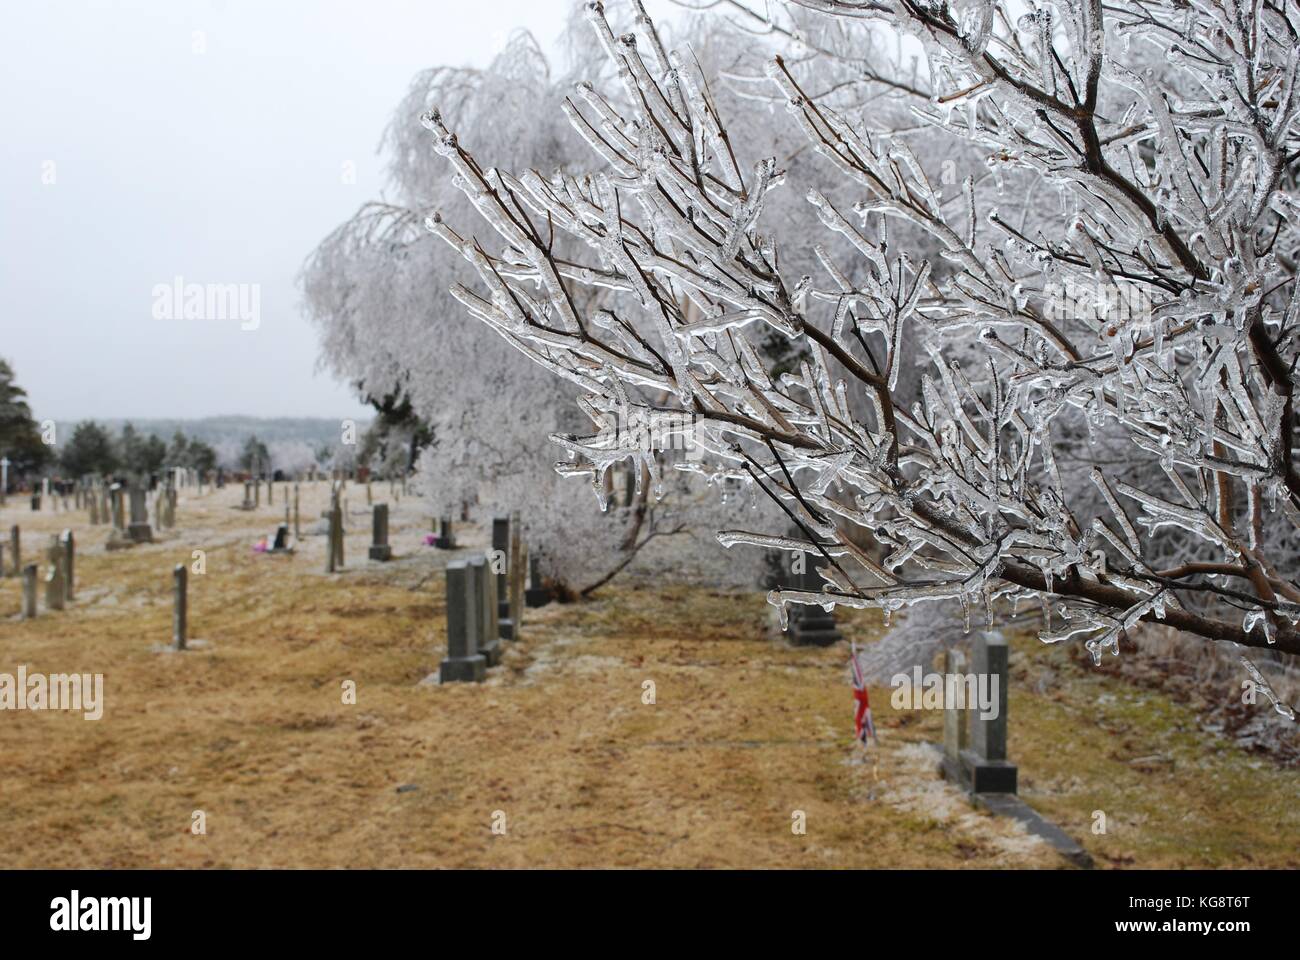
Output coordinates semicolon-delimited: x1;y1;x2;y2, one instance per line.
525;553;553;607
439;560;486;683
293;484;301;539
470;556;501;667
44;537;65;612
369;503;392;562
21;563;38;619
31;493;41;511
434;515;457;550
326;489;345;573
99;486;110;525
958;632;1017;794
254;477;260;508
241;481;255;511
163;486;176;528
61;530;74;603
508;511;523;641
88;493;100;525
787;555;842;646
491;516;514;639
7;526;18;579
941;647;969;784
127;484;153;543
111;484;126;531
173;564;187;651
271;523;291;553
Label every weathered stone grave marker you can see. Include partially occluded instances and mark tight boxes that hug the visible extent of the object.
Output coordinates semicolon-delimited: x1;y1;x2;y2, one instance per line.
44;536;65;612
525;553;553;607
173;564;187;651
960;631;1016;794
470;556;501;667
439;560;486;683
61;530;74;603
492;516;512;636
787;554;842;647
369;503;392;562
128;483;153;543
21;563;38;619
434;515;456;550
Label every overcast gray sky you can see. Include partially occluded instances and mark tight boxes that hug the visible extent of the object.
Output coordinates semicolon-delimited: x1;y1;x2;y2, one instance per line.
0;0;631;423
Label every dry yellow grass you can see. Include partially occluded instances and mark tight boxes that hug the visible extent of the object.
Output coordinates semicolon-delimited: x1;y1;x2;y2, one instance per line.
0;483;1294;868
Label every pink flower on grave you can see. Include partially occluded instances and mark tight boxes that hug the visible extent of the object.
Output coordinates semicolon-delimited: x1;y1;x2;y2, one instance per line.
252;537;268;554
422;534;436;546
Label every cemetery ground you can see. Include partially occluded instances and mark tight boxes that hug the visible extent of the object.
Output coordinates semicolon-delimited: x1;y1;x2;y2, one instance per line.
0;485;1296;870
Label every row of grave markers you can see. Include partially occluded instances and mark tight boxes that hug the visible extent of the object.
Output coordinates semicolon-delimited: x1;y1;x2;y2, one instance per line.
439;513;528;683
3;526;76;620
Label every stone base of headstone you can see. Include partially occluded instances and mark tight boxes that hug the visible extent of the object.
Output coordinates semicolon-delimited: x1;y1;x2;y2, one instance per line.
498;618;515;641
127;522;153;544
959;749;1018;794
478;640;502;667
956;749;1013;790
368;544;392;562
439;653;487;684
106;529;135;551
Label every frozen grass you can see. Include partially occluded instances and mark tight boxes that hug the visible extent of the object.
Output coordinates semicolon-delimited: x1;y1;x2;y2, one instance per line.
0;484;1293;867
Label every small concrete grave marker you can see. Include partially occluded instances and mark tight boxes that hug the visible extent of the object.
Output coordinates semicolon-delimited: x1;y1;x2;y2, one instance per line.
44;536;65;612
173;563;187;651
21;563;38;619
127;483;153;543
369;503;392;562
787;556;842;647
61;530;74;603
525;553;553;607
434;515;457;550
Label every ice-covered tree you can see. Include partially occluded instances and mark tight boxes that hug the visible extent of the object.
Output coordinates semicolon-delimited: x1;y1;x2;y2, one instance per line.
423;0;1300;699
303;14;867;591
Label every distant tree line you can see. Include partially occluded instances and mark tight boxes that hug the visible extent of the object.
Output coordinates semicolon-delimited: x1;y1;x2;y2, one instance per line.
59;421;218;478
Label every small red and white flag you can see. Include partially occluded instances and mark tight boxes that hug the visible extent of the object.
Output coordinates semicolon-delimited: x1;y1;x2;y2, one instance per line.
850;642;877;746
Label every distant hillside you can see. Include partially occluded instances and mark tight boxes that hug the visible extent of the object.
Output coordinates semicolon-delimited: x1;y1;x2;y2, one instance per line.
52;416;372;472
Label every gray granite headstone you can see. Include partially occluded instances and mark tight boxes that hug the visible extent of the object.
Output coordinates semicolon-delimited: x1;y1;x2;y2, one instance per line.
470;556;501;667
44;536;65;611
440;560;486;683
61;530;74;603
434;515;456;550
940;647;969;785
368;503;392;562
959;631;1017;794
525;552;552;607
128;484;153;543
173;563;187;651
21;563;38;619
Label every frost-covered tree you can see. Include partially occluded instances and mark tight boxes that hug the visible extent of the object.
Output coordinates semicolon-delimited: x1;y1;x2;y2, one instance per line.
303;13;881;591
423;0;1300;695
